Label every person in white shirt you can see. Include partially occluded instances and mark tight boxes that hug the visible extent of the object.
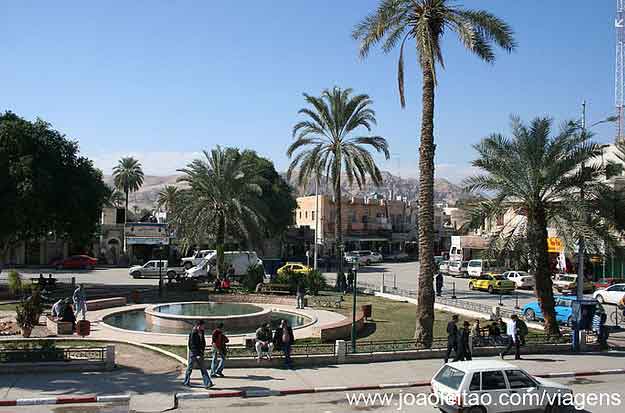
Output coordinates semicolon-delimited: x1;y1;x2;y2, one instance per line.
500;314;521;360
51;299;64;318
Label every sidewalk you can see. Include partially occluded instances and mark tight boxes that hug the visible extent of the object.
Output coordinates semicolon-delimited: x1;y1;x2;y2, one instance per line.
1;352;624;411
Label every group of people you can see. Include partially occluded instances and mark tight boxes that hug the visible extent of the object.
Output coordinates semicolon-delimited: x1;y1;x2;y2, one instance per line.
445;314;528;363
183;321;229;388
213;265;234;292
50;284;87;332
254;320;295;368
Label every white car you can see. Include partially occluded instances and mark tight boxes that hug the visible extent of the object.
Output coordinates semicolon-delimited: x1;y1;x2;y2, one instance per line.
439;260;450;274
344;250;382;265
448;260;469;278
128;260;184;280
593;283;625;305
181;249;215;269
503;271;535;289
431;360;572;413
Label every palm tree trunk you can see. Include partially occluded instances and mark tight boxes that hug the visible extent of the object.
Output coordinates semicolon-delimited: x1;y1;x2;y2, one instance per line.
216;215;225;278
124;188;129;253
334;165;343;280
415;64;436;347
528;206;559;335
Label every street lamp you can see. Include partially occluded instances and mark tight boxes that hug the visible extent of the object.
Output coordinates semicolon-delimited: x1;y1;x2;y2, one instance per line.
350;263;359;353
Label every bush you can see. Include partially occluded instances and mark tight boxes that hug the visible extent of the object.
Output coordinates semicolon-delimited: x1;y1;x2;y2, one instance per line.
7;271;22;297
275;269;328;296
243;263;265;292
15;290;43;330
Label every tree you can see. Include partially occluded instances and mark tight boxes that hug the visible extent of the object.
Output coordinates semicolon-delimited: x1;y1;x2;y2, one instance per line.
286;87;390;278
0;111;108;260
157;185;180;216
353;0;516;346
174;147;268;276
106;188;126;208
112;157;144;237
465;117;625;335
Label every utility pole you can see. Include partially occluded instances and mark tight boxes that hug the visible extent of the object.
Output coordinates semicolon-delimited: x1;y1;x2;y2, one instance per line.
574;101;587;352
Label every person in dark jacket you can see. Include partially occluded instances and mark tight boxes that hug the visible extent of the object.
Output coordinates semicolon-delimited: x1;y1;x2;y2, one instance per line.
457;321;472;361
60;302;77;331
211;322;228;377
274;319;295;369
435;271;444;297
183;320;213;388
444;315;459;363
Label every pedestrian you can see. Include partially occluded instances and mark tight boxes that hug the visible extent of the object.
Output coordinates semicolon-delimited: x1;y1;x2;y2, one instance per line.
470;320;481;352
213;277;221;293
435;271;444;297
296;280;306;309
227;264;235;280
515;316;528;346
60;302;77;331
72;284;87;320
183;320;214;388
347;269;354;292
500;315;521;360
255;323;274;362
457;321;472;361
592;308;609;350
444;315;459;363
274;319;294;369
51;298;65;319
211;322;228;377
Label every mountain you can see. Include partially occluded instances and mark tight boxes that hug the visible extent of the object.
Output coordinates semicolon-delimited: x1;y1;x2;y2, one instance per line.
104;172;470;210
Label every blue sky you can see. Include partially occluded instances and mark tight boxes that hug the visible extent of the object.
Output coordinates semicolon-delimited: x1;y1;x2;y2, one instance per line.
0;1;619;182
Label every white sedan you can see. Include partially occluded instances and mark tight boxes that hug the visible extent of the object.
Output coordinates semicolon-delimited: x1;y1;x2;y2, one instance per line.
431;360;572;413
503;271;535;289
593;283;625;305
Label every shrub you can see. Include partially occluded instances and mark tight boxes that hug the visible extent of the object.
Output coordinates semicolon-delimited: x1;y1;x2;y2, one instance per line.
15;290;43;330
275;269;328;296
243;263;265;292
7;271;23;297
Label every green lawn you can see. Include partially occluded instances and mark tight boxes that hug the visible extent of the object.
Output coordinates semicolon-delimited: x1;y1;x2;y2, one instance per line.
0;339;116;350
0;303;18;311
152;344;187;358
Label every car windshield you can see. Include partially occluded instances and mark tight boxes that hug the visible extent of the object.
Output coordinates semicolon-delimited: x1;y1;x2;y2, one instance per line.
517;271;528;276
434;365;465;390
559;276;576;282
468;261;480;267
491;275;505;280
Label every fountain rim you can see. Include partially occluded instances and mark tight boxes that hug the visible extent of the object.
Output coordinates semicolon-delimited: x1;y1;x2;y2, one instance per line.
144;301;270;321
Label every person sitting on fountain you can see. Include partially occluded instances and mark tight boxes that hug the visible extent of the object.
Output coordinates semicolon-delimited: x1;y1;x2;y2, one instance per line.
213;277;221;293
255;323;274;362
60;302;77;332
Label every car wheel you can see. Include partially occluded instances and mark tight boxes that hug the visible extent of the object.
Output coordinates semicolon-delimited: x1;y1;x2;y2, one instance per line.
184;262;192;270
366;260;371;265
524;309;536;321
596;294;605;304
167;271;176;281
131;271;141;278
488;285;494;294
468;282;475;290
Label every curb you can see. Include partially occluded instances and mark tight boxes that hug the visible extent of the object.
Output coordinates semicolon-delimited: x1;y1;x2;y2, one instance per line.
174;368;625;403
0;394;130;407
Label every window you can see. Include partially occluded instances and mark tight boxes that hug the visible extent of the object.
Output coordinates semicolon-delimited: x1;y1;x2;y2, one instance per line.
145;262;155;268
299;211;302;219
451;247;457;255
469;373;481;391
481;371;507;391
312;211;315;220
433;366;465;390
505;370;536;389
305;211;308;219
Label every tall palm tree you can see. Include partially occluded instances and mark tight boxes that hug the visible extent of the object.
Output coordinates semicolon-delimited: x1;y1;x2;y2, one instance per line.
157;185;179;216
286;87;390;279
465;117;625;335
353;0;516;346
113;157;144;252
175;146;267;276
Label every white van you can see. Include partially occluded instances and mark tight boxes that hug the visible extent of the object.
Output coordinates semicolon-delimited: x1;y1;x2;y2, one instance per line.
181;249;216;269
185;251;263;279
467;259;499;278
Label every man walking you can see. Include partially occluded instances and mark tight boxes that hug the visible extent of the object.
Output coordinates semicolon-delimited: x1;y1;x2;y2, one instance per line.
296;281;305;309
183;321;213;388
444;315;459;363
211;322;228;377
457;321;472;361
500;314;521;360
255;323;274;361
435;271;444;297
72;284;87;320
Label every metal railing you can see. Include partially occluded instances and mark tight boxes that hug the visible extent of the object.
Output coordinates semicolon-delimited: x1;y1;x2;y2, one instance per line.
206;343;336;358
0;347;106;363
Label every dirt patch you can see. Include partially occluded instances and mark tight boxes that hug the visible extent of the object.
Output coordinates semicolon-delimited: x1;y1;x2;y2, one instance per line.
114;343;183;374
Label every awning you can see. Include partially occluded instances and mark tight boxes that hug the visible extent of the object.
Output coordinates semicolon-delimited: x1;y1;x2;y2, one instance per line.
127;237;169;245
343;237;390;242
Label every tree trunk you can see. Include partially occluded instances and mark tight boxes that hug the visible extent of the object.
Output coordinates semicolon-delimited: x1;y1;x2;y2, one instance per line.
124;187;129;253
216;215;225;278
528;206;559;335
334;159;343;279
415;64;436;347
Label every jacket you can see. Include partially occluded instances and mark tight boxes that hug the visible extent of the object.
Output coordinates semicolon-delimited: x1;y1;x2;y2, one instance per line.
188;329;206;357
446;321;458;344
273;326;294;349
212;328;229;351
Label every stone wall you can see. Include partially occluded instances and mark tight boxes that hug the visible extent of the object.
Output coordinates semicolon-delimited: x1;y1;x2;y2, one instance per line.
320;311;365;343
210;294;296;306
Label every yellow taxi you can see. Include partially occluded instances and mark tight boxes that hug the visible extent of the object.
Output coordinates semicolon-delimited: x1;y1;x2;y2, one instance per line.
277;262;312;276
468;273;516;294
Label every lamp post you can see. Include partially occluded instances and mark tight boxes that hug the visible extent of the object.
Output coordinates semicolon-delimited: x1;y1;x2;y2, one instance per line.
351;263;358;353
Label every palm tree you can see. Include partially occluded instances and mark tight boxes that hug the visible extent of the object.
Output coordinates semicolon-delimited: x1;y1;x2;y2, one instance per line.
157;185;179;216
465;117;625;335
106;188;125;208
175;146;267;276
286;87;390;279
113;157;144;252
353;0;516;346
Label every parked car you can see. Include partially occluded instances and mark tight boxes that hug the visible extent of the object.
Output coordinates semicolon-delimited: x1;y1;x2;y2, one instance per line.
594;277;625;290
185;251;263;279
593;283;625;305
467;259;501;278
51;255;97;270
180;249;216;269
448;260;469;278
439;260;450;274
552;273;594;294
503;271;535;289
344;250;383;265
385;252;410;262
431;360;572;413
128;260;184;280
277;262;312;276
522;295;578;326
468;274;515;294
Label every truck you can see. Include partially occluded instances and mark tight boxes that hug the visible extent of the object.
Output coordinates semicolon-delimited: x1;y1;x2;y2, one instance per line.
180;249;216;269
128;260;185;280
449;235;489;262
185;251;263;280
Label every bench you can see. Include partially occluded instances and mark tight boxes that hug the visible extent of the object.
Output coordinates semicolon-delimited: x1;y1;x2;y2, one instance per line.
86;297;127;311
260;283;291;295
46;316;73;335
310;295;343;308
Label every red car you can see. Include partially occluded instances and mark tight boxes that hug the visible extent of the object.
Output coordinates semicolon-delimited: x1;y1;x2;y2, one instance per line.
51;255;97;270
594;277;625;290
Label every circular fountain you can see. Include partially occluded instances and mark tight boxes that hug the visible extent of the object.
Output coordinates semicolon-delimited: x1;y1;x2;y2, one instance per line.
144;301;272;331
